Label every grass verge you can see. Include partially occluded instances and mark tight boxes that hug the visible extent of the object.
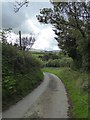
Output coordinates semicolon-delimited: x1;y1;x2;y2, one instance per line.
42;67;88;118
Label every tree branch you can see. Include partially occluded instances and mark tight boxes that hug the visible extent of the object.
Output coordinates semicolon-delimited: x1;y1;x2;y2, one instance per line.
14;0;29;13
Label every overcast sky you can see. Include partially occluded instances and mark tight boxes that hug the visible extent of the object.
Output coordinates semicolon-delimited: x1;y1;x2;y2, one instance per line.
1;1;60;51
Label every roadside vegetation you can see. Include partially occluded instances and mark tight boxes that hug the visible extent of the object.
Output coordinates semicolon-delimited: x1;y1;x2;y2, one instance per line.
2;40;89;118
32;52;73;68
2;43;43;111
32;51;88;118
42;67;88;118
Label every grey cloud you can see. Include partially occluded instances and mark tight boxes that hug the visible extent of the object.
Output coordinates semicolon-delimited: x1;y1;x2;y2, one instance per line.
1;2;59;50
0;3;2;28
1;2;52;32
2;2;28;29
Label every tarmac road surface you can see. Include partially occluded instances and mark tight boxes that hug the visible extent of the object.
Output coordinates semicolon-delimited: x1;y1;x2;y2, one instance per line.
3;72;69;118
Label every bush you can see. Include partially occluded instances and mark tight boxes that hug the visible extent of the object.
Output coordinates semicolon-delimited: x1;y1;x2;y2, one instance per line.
46;57;73;67
2;43;44;110
41;53;60;61
59;57;73;67
46;59;59;67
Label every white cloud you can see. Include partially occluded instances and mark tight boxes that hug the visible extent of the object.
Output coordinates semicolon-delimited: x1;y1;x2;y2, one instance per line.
6;32;18;44
5;18;59;50
1;2;60;51
32;26;59;50
6;18;59;50
26;19;40;34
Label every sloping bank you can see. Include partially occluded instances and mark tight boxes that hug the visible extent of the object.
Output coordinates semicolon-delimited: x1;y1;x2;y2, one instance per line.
2;43;44;111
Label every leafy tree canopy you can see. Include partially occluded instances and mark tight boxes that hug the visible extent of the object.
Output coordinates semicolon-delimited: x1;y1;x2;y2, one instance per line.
36;1;90;71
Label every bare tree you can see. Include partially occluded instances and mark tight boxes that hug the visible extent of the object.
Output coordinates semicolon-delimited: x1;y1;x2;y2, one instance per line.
21;36;36;51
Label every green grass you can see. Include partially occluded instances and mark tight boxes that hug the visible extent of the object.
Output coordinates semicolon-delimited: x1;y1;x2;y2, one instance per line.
31;52;44;57
42;67;88;118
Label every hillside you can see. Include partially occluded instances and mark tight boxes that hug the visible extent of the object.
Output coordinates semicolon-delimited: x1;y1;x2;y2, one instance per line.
30;48;60;53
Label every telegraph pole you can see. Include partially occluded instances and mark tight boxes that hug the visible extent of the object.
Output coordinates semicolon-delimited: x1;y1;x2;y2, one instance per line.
19;30;22;50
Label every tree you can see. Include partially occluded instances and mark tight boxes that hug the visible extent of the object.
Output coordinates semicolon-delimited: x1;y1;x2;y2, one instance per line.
16;32;36;51
21;35;36;51
0;28;12;43
36;1;90;71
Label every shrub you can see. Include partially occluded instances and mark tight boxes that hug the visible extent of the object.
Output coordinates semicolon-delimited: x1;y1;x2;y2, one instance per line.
59;57;73;67
46;57;73;67
46;59;59;67
41;53;60;61
2;43;44;110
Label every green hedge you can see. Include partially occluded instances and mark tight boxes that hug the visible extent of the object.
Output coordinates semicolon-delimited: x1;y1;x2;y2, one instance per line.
46;57;73;67
2;43;43;110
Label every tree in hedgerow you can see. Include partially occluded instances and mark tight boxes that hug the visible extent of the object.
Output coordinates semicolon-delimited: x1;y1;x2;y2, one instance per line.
36;1;90;71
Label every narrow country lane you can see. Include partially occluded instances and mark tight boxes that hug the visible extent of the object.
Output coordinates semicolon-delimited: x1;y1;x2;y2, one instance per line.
3;73;69;118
